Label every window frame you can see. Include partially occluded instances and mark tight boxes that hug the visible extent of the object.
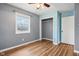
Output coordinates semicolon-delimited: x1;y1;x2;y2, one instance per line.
15;12;30;34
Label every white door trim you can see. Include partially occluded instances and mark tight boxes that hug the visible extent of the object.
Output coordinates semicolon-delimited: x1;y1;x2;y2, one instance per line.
40;17;53;41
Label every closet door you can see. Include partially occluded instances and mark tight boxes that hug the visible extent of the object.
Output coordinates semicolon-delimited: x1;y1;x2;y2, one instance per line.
42;18;53;40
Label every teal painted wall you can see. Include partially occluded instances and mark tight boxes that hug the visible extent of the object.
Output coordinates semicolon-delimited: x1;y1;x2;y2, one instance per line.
40;10;74;44
61;10;75;42
62;10;74;17
57;11;62;43
40;11;60;44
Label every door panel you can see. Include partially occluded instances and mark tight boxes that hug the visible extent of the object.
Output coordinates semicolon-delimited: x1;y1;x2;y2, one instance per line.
42;19;53;40
61;16;74;45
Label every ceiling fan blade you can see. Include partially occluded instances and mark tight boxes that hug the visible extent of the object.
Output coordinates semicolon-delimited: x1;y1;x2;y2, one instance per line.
44;3;50;7
28;3;35;4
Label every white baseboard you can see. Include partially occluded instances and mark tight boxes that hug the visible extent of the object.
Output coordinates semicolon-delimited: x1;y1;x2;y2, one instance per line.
0;39;40;53
53;42;58;45
74;50;79;53
61;41;74;45
42;38;60;45
42;38;53;41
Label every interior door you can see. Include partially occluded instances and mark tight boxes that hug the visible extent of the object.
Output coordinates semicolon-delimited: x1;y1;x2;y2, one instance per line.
61;16;74;45
42;18;53;40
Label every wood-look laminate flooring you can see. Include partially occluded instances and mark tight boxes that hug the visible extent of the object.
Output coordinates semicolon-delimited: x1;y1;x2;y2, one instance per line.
2;39;74;56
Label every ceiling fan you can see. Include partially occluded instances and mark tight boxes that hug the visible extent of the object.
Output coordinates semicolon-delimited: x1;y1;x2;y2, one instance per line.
28;3;50;9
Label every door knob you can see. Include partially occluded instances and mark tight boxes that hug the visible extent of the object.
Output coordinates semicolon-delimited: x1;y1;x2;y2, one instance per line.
61;30;63;32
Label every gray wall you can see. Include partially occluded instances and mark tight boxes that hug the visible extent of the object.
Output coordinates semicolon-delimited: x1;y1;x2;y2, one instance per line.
0;4;40;50
75;3;79;51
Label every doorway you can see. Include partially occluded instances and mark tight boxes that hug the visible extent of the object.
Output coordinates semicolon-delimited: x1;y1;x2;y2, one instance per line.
61;16;74;45
42;18;53;41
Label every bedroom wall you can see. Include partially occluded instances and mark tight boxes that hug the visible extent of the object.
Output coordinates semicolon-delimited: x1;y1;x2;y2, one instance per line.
57;11;62;44
0;4;40;50
62;10;74;17
75;3;79;51
40;11;61;44
61;10;75;45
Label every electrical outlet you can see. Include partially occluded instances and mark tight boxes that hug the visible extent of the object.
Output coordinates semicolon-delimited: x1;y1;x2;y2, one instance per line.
22;39;24;41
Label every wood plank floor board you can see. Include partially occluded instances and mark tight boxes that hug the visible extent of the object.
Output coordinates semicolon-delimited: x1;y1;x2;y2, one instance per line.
59;47;68;56
66;45;73;56
33;42;53;55
55;45;65;56
40;45;56;56
58;45;68;56
49;44;64;56
39;43;53;55
6;41;43;56
0;39;74;56
29;41;52;54
47;44;62;56
28;40;51;53
8;40;51;56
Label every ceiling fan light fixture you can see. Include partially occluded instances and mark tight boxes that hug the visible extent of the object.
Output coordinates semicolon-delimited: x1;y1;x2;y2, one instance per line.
28;3;50;10
36;3;42;9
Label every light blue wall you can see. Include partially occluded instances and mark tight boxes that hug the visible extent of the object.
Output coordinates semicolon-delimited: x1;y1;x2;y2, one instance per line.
40;10;74;44
62;10;74;17
57;11;62;43
40;11;60;44
57;10;74;44
61;10;75;43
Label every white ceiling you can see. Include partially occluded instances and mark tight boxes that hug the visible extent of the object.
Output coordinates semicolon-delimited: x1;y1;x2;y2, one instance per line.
9;3;74;15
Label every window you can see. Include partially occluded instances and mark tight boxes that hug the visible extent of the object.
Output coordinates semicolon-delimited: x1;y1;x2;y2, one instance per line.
16;12;30;34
